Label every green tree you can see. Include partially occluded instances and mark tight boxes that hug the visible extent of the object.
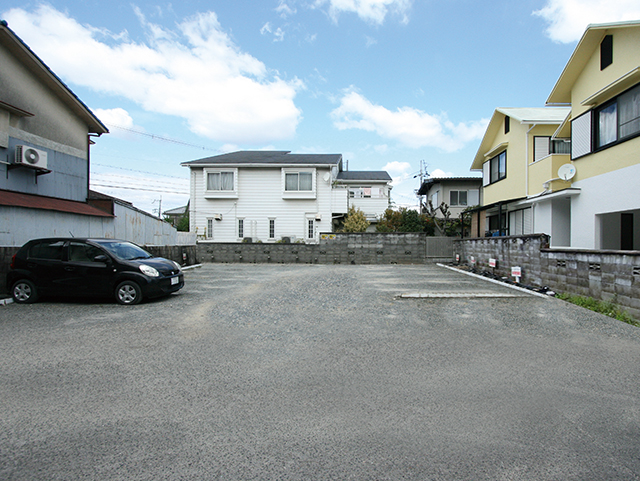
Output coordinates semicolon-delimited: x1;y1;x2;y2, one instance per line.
376;208;402;232
376;207;435;235
176;213;190;232
341;206;370;232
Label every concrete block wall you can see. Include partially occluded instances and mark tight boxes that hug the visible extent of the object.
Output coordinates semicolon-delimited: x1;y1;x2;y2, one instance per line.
196;233;432;265
145;245;198;267
454;235;549;286
455;235;640;319
541;249;640;317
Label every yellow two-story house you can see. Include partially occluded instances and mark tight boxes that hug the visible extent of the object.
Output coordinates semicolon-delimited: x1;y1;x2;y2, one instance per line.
469;107;570;241
545;20;640;250
471;21;640;250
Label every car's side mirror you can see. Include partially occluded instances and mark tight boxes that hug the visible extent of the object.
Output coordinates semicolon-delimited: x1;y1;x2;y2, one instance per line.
94;254;110;263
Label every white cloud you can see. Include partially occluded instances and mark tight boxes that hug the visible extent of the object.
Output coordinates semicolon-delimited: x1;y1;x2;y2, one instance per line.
94;108;134;128
315;0;412;25
374;144;388;154
331;89;488;152
276;1;297;18
383;160;412;186
260;22;285;42
428;169;453;178
533;0;640;43
4;5;303;144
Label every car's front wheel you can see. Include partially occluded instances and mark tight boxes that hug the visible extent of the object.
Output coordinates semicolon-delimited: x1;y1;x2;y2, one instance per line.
115;280;142;305
12;279;39;304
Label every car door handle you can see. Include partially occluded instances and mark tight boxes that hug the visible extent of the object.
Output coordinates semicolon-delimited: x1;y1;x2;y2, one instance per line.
64;266;75;271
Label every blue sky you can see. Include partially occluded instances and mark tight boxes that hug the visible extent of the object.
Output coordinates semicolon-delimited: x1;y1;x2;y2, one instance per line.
3;0;640;214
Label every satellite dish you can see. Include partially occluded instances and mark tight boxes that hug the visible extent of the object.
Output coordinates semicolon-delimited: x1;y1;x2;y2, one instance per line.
323;173;331;182
557;164;576;181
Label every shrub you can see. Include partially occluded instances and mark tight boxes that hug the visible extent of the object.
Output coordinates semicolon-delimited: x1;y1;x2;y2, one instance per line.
341;206;370;232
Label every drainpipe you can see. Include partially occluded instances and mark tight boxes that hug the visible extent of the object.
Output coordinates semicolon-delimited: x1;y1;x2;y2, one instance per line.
525;123;537;197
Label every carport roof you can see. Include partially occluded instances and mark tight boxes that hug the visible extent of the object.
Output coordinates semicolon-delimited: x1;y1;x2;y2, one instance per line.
0;190;113;217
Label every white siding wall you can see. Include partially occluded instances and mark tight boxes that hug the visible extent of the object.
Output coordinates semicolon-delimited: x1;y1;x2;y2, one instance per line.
349;185;389;219
571;163;640;249
191;166;335;243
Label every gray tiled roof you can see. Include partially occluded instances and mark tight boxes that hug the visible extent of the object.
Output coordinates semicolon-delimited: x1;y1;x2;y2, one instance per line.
417;177;482;195
182;151;342;166
336;171;392;181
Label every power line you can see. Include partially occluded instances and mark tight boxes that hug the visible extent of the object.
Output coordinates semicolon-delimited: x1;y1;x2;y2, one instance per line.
92;163;189;180
90;183;189;195
91;172;188;188
106;124;220;152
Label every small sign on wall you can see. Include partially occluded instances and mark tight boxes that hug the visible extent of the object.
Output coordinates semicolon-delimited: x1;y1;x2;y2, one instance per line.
511;266;522;283
470;256;476;265
489;258;497;268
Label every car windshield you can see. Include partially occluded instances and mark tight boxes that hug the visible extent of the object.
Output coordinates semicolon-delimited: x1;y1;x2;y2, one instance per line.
94;240;152;261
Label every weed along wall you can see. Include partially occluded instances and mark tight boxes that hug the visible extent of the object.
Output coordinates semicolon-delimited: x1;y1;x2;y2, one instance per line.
455;235;640;319
196;233;452;265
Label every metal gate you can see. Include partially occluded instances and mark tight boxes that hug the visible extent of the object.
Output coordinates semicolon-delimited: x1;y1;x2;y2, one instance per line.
425;236;454;262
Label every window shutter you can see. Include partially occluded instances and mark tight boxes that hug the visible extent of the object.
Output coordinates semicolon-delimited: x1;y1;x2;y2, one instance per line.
523;208;532;234
482;161;490;186
571;112;592;159
534;137;550;162
468;189;479;206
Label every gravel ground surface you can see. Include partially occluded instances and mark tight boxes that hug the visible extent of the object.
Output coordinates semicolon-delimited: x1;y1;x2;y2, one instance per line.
1;263;639;480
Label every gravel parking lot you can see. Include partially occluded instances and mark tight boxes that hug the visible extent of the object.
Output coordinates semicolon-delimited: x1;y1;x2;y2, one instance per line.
1;263;640;480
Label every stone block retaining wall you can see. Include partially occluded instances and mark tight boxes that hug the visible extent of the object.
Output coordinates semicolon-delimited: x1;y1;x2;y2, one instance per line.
196;233;443;265
455;235;640;319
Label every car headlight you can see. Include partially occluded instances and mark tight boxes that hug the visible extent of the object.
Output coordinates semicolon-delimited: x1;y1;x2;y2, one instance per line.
172;261;182;271
139;264;159;277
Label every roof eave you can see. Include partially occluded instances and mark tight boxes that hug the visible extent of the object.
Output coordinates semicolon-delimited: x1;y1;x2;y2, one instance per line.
0;22;108;135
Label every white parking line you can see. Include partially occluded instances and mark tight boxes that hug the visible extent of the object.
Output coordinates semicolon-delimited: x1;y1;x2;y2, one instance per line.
436;263;551;299
400;292;524;298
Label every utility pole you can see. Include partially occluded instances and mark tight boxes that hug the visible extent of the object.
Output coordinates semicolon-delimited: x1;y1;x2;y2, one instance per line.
153;196;162;219
416;160;428;212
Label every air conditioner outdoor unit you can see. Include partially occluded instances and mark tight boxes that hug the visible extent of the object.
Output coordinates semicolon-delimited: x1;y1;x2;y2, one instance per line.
213;214;223;221
15;145;48;170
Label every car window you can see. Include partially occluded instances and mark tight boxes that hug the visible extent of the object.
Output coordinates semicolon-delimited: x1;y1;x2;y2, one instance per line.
29;240;65;260
94;240;152;260
68;242;104;263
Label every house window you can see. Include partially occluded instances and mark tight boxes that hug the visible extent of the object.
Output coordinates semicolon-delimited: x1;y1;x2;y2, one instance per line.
595;83;640;149
504;116;510;134
449;191;467;207
597;102;617;148
206;219;213;239
534;137;572;161
269;219;275;239
285;172;312;191
207;171;234;191
238;219;244;239
307;219;314;239
601;34;613;70
550;138;571;154
484;151;506;185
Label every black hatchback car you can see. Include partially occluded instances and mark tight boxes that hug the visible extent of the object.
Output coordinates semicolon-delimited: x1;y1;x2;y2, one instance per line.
7;238;184;305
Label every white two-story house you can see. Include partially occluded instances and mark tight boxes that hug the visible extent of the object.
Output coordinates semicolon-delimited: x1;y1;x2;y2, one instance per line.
182;151;392;242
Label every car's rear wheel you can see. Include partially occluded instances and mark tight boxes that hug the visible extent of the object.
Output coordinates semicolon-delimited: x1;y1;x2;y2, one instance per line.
115;280;142;305
12;280;38;304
